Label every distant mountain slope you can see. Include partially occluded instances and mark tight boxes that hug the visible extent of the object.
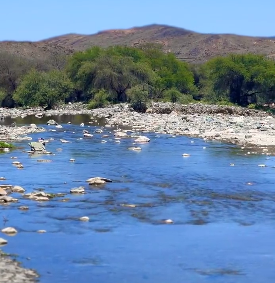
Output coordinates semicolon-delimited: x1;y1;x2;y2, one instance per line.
1;24;275;64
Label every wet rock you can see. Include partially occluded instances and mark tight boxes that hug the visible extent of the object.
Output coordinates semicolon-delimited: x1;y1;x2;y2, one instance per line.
0;237;8;245
24;191;51;201
12;186;25;193
0;196;18;203
18;206;29;211
134;136;150;143
0;177;6;181
70;186;85;194
47;119;58;125
79;216;89;221
86;177;112;185
162;219;174;224
0;188;7;196
114;131;128;138
1;227;17;234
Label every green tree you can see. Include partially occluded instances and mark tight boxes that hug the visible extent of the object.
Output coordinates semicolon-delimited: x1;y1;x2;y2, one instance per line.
14;70;73;109
203;54;275;106
77;55;153;102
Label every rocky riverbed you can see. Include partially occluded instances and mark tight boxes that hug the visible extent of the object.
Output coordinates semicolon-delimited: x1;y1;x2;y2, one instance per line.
0;251;38;283
1;102;275;149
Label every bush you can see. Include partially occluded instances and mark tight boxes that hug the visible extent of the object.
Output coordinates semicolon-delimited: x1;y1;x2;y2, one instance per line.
248;103;256;109
0;141;14;149
127;85;148;113
163;88;195;104
87;89;110;109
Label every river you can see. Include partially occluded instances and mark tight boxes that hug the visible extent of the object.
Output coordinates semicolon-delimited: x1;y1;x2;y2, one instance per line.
1;115;275;283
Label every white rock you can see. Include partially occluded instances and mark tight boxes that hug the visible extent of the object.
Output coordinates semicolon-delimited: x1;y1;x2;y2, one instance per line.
1;227;18;234
134;136;150;143
182;153;190;157
0;238;8;245
37;230;46;233
70;187;85;194
12;185;25;193
79;216;89;221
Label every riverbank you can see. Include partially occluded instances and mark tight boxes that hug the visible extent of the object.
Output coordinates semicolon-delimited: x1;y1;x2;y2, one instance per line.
1;102;275;149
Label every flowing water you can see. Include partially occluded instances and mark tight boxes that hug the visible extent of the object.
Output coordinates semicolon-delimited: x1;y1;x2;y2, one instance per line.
1;115;275;283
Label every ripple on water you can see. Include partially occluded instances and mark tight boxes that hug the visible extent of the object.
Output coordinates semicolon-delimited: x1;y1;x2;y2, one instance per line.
1;115;275;283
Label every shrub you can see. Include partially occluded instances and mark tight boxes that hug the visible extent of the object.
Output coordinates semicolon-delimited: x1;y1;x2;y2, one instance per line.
127;85;148;113
87;89;110;109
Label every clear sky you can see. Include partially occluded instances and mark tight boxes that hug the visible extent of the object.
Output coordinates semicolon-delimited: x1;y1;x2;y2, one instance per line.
1;0;274;41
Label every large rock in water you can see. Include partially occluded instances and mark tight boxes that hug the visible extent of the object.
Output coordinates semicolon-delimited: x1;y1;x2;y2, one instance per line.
86;177;112;185
1;227;17;234
134;136;150;143
47;119;58;125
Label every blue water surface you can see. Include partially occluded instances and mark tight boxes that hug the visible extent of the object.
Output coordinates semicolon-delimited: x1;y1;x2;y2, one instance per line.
1;115;275;283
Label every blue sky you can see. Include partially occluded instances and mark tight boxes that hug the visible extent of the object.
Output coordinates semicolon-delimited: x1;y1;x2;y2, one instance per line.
1;0;274;41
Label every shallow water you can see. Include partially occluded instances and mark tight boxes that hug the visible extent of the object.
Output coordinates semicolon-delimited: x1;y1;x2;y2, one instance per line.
1;115;275;283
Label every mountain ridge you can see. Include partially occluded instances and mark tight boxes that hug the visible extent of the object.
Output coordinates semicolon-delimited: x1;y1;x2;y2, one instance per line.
1;24;275;64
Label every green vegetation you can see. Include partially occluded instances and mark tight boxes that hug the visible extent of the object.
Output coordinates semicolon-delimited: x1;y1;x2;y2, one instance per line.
1;45;275;111
0;141;14;149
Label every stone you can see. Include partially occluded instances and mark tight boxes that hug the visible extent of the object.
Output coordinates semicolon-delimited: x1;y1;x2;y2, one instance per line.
1;227;17;234
18;206;29;210
134;136;150;143
37;230;46;233
114;131;128;138
0;177;6;180
70;186;85;194
182;153;190;157
0;188;7;196
86;177;112;185
163;219;174;224
47;119;58;125
0;196;18;202
79;216;89;221
12;185;25;193
34;196;49;201
0;237;8;245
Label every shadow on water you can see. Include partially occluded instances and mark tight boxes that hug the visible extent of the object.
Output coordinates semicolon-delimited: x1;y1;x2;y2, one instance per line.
1;114;275;283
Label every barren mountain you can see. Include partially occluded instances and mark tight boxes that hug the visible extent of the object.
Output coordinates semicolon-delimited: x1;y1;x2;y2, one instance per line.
2;24;275;64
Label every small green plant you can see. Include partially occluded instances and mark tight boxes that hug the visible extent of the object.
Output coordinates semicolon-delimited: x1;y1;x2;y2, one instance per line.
0;141;14;149
248;103;256;109
87;89;111;109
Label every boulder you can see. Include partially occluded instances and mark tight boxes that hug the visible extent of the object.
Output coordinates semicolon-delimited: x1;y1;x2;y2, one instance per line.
134;136;150;143
114;131;128;138
70;186;85;194
0;188;7;196
47;119;58;125
79;216;89;221
12;185;25;193
86;177;112;185
0;237;8;245
1;227;17;234
0;196;18;203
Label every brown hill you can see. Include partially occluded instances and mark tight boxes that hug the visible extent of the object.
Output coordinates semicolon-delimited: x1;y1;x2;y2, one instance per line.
42;24;275;64
2;24;275;64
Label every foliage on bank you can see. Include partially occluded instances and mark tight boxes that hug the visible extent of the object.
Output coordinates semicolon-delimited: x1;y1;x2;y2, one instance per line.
0;141;14;149
1;44;275;110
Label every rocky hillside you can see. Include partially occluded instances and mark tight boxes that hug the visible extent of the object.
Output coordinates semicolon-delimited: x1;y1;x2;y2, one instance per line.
1;24;275;64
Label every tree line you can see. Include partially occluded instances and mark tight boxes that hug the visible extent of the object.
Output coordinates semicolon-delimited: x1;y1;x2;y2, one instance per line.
1;44;275;111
